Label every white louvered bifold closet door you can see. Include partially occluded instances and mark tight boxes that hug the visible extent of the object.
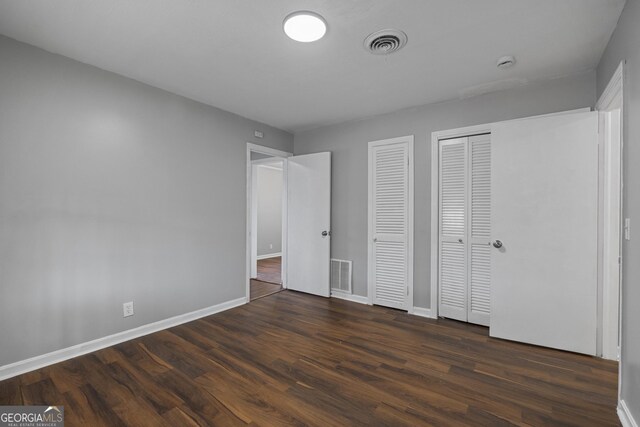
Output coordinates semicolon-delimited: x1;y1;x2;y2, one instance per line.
438;138;468;321
370;139;411;310
468;135;491;326
438;135;491;325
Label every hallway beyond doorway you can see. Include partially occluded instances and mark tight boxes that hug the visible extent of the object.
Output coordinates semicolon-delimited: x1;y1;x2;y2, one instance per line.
256;256;281;284
250;256;282;300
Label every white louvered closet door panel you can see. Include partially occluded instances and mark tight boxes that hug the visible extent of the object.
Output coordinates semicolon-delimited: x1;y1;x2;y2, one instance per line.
438;138;467;321
468;134;491;326
371;142;410;310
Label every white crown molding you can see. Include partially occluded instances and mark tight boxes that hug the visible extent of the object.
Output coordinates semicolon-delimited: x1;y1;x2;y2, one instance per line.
0;297;246;381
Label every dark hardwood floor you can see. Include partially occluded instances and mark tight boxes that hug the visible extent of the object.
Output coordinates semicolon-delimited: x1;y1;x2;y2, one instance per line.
255;256;281;284
250;279;282;301
0;291;619;426
250;256;282;300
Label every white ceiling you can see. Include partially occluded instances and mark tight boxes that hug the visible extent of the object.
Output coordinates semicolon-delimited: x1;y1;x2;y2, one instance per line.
0;0;625;133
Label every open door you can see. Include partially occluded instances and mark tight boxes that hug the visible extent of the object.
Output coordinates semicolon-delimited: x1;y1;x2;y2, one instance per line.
287;152;331;297
490;111;599;355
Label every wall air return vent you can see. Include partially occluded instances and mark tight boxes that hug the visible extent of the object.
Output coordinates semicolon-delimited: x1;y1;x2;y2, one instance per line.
364;29;408;55
330;259;352;293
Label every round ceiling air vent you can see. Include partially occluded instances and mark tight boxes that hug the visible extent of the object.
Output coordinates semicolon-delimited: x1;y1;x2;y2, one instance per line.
364;29;408;55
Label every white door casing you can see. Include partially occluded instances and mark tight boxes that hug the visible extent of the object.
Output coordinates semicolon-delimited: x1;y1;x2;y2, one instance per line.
251;163;259;278
287;152;331;297
246;143;291;302
601;108;622;361
489;111;599;355
596;60;623;362
368;136;414;311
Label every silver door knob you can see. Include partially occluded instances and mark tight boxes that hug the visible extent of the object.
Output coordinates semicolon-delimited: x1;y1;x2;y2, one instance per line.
492;240;503;248
458;239;463;243
322;230;330;237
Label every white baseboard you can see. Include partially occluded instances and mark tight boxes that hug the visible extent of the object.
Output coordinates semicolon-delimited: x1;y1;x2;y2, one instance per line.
331;291;370;305
410;307;437;319
0;297;246;381
619;400;638;427
257;252;282;260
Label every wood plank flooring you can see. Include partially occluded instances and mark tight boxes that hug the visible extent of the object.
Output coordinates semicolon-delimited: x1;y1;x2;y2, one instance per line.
255;256;281;284
0;291;619;426
251;256;282;300
250;279;282;300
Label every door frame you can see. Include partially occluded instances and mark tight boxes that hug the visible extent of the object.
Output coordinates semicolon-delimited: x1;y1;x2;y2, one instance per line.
595;61;624;366
367;135;414;312
251;158;285;278
246;143;292;302
430;108;595;321
430;124;492;320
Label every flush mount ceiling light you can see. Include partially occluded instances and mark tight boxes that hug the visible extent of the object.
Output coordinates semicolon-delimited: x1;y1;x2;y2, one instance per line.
283;11;327;42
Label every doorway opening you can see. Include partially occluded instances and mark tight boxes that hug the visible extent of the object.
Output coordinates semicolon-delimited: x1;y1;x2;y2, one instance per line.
246;144;290;301
251;157;284;299
246;143;333;302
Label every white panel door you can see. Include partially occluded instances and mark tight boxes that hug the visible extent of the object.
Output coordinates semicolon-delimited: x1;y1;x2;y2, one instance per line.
490;112;598;355
287;152;331;297
438;138;468;321
369;137;413;310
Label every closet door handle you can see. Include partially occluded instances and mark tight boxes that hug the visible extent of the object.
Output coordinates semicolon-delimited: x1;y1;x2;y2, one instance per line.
458;239;463;243
493;240;503;248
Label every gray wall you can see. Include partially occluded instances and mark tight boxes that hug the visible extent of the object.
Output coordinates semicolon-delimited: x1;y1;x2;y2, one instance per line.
597;0;640;418
256;165;283;256
294;72;596;309
0;35;292;366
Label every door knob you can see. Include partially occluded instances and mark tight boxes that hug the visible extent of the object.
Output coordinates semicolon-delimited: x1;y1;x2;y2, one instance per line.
322;230;330;237
458;238;463;243
492;240;503;248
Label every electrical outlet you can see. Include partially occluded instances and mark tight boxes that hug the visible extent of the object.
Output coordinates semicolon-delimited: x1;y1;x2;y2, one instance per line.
123;301;134;317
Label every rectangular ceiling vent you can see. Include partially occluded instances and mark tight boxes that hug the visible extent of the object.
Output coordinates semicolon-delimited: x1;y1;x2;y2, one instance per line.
330;259;352;293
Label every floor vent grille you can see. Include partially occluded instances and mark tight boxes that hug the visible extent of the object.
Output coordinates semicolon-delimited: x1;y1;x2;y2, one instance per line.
331;259;352;293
